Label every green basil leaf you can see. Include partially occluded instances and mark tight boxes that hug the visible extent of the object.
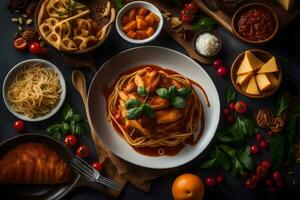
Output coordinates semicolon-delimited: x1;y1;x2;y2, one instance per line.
137;86;147;97
169;85;177;98
127;107;143;120
171;96;186;108
62;105;72;118
191;16;216;32
177;87;193;98
68;114;82;122
155;88;169;98
220;144;236;157
142;104;155;118
238;146;253;171
229;117;255;140
225;88;237;103
70;121;76;135
125;99;142;109
63;122;70;131
75;122;82;135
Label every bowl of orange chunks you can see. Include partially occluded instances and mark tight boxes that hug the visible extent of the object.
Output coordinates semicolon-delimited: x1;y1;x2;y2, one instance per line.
230;49;282;99
116;1;163;44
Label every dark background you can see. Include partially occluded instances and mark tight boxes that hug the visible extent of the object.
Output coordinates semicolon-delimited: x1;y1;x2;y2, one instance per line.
0;0;300;199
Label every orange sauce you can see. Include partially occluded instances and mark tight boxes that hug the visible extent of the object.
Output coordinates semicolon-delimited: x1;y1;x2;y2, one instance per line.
102;65;210;157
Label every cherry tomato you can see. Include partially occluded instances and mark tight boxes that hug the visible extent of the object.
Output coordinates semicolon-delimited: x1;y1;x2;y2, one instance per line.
256;133;264;142
213;59;222;68
91;161;103;171
251;145;260;154
234;100;248;114
268;130;274;137
216;175;224;184
64;135;77;147
29;42;42;54
205;177;216;187
260;140;268;149
216;66;227;77
245;178;256;189
76;145;90;158
251;174;261;183
229;102;236;110
13;37;27;50
223;108;230;116
13;120;25;131
256;165;268;177
261;160;271;169
272;171;281;181
180;8;194;23
184;2;198;14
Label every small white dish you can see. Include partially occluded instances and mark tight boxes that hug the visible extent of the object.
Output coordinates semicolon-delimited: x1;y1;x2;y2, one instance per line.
2;59;66;122
88;46;220;169
115;1;163;44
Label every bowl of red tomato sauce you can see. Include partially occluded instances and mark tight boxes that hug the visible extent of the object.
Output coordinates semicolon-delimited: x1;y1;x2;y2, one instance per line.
232;3;279;45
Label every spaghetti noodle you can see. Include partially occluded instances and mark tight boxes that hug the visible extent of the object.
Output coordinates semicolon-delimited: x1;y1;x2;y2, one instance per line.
6;63;62;118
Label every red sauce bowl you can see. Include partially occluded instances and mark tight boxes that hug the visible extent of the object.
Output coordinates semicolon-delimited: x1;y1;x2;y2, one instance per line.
232;3;279;45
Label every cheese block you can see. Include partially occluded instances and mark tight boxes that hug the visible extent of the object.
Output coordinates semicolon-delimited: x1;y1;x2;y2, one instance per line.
257;57;279;74
236;72;252;85
277;0;294;10
256;74;272;91
266;73;279;89
237;51;264;75
246;76;260;95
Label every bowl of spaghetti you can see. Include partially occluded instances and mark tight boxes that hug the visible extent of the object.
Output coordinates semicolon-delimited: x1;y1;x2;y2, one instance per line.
3;59;66;122
88;46;220;169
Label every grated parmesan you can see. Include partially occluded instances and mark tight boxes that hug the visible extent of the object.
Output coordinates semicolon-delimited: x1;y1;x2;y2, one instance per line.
195;33;220;56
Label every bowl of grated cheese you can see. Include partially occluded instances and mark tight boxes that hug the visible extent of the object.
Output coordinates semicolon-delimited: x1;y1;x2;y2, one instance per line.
193;31;222;59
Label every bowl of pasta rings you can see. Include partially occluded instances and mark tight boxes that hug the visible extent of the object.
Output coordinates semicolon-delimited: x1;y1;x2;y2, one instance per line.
2;59;66;122
35;0;116;53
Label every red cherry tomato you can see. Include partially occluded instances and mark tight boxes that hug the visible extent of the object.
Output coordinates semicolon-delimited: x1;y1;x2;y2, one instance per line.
251;174;261;183
180;8;194;23
64;135;77;147
13;120;25;131
213;59;222;68
184;2;198;14
216;66;227;77
76;145;90;158
260;140;268;149
234;100;248;113
245;178;256;189
29;42;42;54
91;161;103;171
205;177;216;187
216;175;224;184
256;165;268;177
223;108;230;116
13;37;27;50
229;102;236;110
272;171;281;181
251;145;260;154
261;160;271;169
268;130;274;137
255;133;264;142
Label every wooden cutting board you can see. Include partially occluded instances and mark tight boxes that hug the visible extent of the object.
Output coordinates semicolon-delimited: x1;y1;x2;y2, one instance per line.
193;0;300;33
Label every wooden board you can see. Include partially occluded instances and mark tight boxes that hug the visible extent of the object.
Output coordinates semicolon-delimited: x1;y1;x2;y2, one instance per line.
193;0;300;33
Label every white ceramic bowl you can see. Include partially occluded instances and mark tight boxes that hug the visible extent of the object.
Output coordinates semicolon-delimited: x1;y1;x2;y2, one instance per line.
88;46;220;169
2;59;66;122
115;1;163;44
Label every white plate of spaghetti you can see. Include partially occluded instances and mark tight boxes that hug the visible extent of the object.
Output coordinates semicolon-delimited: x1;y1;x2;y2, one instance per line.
3;59;66;122
88;46;220;169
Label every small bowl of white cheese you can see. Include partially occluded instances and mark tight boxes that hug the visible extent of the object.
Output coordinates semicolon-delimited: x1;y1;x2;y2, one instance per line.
193;31;222;58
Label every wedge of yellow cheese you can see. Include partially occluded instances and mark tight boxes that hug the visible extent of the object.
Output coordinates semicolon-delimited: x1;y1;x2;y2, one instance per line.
236;72;253;86
256;74;272;91
246;76;260;95
237;51;264;75
266;73;279;89
257;57;279;74
277;0;294;10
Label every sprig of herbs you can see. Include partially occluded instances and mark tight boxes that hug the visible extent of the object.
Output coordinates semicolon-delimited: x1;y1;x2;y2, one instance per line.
191;15;216;32
155;86;192;109
47;105;87;140
225;88;237;103
125;99;155;120
276;93;290;116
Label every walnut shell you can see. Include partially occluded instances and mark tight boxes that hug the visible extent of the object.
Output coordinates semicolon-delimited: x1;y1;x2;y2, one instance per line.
255;108;274;129
270;113;287;133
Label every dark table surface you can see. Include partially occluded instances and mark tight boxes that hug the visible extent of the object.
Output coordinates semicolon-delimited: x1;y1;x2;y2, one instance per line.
1;1;300;200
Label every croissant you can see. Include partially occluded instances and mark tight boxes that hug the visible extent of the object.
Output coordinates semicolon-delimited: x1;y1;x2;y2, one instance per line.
0;143;73;184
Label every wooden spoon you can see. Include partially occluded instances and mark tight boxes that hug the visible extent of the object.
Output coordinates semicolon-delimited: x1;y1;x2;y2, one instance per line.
71;70;107;162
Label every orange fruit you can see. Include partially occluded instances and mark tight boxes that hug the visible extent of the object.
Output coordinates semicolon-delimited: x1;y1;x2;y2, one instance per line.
172;173;205;200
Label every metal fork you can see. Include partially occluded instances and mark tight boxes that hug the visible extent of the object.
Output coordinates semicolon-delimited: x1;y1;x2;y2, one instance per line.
70;156;121;191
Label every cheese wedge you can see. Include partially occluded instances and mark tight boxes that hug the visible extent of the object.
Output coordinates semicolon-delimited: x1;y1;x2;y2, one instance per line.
266;73;279;89
277;0;294;10
236;72;253;86
256;74;272;91
237;51;264;75
241;82;248;93
257;57;279;74
246;76;260;95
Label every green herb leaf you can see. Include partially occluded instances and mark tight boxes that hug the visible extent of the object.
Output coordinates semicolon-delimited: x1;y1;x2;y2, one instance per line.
276;93;290;115
171;96;186;109
67;114;82;122
137;86;147;97
63;122;70;131
192;15;216;32
63;105;72;119
156;88;169;99
142;104;155;118
220;144;236;157
127;107;143;120
217;131;238;142
125;99;142;109
238;146;253;171
177;87;193;98
225;88;237;103
229;117;255;140
169;85;177;98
